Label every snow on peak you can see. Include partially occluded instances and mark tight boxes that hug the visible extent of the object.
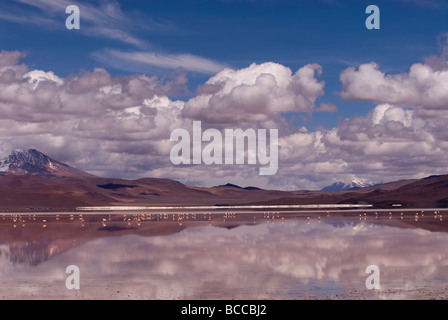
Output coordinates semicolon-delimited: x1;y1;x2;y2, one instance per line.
0;149;93;178
0;149;54;175
321;179;380;192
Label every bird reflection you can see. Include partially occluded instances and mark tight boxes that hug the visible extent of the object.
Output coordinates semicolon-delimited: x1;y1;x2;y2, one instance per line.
0;209;447;273
0;209;446;238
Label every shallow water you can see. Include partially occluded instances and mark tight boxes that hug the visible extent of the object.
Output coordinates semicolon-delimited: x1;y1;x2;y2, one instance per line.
0;210;447;300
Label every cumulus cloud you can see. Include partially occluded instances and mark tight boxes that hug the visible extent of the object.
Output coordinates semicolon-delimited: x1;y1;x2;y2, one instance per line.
0;59;186;123
0;50;447;190
424;33;448;71
315;102;337;113
0;53;333;187
340;61;448;113
0;50;192;177
319;53;448;187
182;62;325;125
276;102;448;189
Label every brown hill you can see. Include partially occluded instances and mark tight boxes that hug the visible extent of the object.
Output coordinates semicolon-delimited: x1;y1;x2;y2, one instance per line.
247;174;448;209
0;149;446;211
0;175;299;211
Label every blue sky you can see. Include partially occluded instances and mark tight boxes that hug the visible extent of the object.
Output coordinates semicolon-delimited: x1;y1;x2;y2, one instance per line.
0;0;448;189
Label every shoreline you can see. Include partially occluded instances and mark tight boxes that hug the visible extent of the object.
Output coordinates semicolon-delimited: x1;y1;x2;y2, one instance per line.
0;207;446;216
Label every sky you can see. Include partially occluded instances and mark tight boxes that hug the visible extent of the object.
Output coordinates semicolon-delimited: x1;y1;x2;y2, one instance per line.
0;0;447;190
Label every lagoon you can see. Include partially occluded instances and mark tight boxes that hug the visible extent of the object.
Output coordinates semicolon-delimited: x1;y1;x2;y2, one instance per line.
0;209;447;300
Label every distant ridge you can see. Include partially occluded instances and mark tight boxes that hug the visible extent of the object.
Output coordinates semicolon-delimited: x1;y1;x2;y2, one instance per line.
0;150;297;211
0;148;447;211
321;180;379;192
215;183;262;191
423;175;443;180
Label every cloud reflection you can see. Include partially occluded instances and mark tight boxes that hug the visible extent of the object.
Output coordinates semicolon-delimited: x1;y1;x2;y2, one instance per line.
1;216;448;299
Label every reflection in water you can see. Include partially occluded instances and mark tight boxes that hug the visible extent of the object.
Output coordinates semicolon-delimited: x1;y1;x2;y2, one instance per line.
0;210;448;299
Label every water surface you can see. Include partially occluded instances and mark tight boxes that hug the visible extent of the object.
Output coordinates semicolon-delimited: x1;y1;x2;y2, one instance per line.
0;210;447;299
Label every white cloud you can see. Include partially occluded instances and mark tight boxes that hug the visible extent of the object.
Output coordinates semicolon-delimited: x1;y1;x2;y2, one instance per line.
0;50;447;190
315;102;337;113
182;62;325;125
371;104;413;127
24;70;63;89
0;51;191;176
93;49;227;75
340;62;448;112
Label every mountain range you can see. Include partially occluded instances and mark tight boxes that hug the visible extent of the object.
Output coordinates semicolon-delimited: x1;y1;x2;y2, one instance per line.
0;149;447;211
321;180;380;192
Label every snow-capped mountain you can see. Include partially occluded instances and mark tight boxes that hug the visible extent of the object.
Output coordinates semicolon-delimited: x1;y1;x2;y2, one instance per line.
321;180;380;192
0;149;92;177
